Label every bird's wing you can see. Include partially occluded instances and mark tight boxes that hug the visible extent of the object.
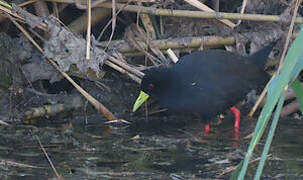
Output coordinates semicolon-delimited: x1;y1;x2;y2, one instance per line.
173;50;268;117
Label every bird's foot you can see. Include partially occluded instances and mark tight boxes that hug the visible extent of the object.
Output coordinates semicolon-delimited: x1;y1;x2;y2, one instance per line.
231;127;240;146
229;107;240;128
203;124;210;137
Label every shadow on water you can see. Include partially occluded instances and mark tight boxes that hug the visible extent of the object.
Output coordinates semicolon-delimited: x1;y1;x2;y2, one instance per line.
1;114;303;179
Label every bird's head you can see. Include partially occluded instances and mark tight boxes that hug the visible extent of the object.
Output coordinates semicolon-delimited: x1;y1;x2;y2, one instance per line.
132;67;173;112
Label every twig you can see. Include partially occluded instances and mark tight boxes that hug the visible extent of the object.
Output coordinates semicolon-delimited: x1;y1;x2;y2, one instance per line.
86;0;92;60
235;0;248;26
35;135;62;179
0;159;42;168
184;0;235;28
105;60;142;83
278;0;300;72
19;0;37;7
95;0;132;41
104;0;117;51
107;55;144;78
248;76;273;117
166;48;179;63
0;5;47;30
52;2;59;17
217;155;271;177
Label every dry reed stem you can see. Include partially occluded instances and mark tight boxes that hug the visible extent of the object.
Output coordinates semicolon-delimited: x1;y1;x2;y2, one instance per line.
35;135;62;179
98;36;236;53
86;0;92;60
184;0;235;28
235;0;248;26
95;2;303;23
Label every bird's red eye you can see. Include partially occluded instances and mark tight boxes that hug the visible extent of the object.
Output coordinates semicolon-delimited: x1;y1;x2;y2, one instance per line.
147;83;154;89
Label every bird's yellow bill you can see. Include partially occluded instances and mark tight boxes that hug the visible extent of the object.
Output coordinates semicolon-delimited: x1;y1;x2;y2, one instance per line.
132;91;149;112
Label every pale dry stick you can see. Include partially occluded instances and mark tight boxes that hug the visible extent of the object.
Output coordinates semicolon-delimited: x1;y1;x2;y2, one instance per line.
52;2;59;17
133;23;168;64
139;14;156;39
86;0;92;60
75;0;130;50
105;0;117;50
248;75;274;117
75;0;119;50
159;16;164;35
136;2;159;64
105;60;142;83
166;48;179;63
235;0;248;26
249;0;300;116
18;0;37;7
136;0;156;39
278;0;301;72
35;135;62;179
184;0;235;28
8;14;117;121
0;5;47;30
107;56;145;78
95;0;133;41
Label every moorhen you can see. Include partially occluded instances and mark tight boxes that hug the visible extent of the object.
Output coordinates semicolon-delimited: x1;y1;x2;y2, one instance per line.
132;44;274;132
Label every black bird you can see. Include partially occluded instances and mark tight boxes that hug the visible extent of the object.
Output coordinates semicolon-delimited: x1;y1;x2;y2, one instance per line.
132;44;274;131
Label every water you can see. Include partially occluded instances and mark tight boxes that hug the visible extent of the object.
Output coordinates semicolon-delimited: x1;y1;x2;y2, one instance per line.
0;115;302;179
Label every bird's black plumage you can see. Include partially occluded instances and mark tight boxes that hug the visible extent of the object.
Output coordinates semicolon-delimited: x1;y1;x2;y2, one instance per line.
133;44;273;123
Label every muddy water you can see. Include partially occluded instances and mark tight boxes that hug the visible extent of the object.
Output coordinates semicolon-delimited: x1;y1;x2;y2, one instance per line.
0;115;302;179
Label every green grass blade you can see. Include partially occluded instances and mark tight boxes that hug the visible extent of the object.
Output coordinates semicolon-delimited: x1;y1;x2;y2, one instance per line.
237;84;280;180
291;79;303;113
230;161;243;180
237;23;303;180
254;94;285;180
0;0;12;9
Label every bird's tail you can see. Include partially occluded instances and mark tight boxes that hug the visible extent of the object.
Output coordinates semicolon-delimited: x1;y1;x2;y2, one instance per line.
248;41;277;68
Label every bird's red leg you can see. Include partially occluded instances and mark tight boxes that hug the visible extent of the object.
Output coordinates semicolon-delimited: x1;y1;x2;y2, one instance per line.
229;107;240;129
203;124;210;137
229;107;240;145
